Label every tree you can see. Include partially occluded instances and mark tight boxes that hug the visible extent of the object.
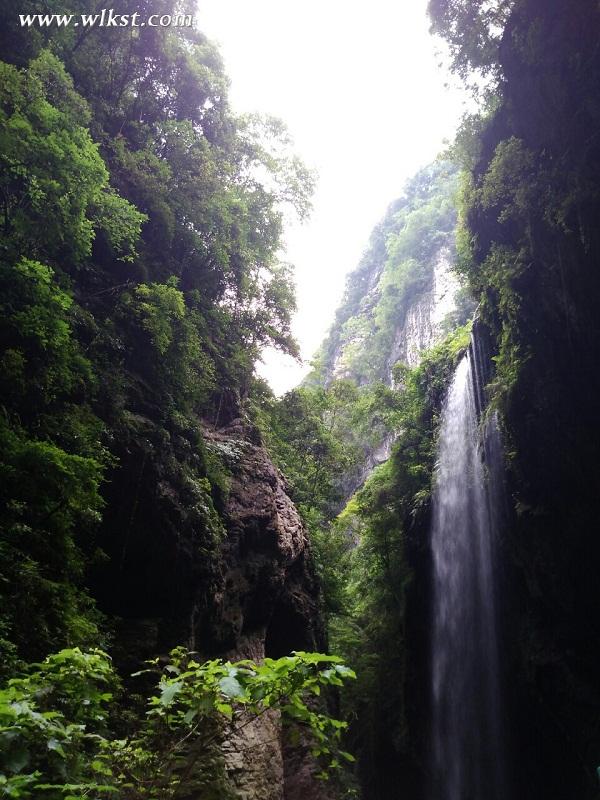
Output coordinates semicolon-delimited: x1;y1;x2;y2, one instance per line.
428;0;514;79
0;1;316;668
0;52;144;267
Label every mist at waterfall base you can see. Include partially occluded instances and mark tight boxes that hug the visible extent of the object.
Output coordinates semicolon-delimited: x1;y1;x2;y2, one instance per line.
430;344;507;800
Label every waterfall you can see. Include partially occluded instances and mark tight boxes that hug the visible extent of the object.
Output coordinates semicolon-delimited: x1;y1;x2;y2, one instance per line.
431;345;506;800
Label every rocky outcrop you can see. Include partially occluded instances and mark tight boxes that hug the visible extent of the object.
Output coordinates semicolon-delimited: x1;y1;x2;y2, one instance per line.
93;413;329;799
325;242;460;388
204;419;323;658
203;420;331;800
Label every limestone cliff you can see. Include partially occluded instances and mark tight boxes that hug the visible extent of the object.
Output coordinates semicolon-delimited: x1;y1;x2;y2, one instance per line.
309;161;463;391
387;246;460;375
204;419;323;659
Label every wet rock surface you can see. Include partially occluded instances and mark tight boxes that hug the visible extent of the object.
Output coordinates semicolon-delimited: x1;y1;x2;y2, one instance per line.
205;421;331;800
204;419;323;657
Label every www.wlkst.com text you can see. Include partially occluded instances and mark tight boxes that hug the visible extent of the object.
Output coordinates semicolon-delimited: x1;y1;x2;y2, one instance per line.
19;9;193;28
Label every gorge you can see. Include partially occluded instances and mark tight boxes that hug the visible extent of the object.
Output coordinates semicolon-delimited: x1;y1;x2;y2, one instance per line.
2;0;600;799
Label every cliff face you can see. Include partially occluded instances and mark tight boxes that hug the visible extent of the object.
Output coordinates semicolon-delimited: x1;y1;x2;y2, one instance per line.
387;246;460;378
208;421;333;800
305;164;464;504
92;415;328;800
311;162;462;390
204;420;324;659
328;243;459;386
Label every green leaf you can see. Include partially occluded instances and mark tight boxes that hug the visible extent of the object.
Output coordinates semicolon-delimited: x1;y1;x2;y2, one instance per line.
334;665;356;679
47;738;66;758
218;675;243;698
159;681;183;707
215;702;233;719
91;759;108;774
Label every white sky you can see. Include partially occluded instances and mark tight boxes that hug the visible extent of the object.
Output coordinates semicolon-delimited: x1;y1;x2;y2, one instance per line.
196;0;468;395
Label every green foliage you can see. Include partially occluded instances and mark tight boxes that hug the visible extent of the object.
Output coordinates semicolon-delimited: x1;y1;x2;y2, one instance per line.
0;418;105;669
0;256;107;669
127;282;186;357
0;52;144;266
115;280;218;415
0;648;115;785
263;383;359;516
257;377;403;616
0;0;315;669
0;647;355;798
427;0;513;80
433;0;600;419
0;259;82;413
91;190;147;264
235;113;316;223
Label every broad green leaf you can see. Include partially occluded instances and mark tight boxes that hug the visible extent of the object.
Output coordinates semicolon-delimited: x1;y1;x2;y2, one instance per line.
159;681;183;707
218;675;243;698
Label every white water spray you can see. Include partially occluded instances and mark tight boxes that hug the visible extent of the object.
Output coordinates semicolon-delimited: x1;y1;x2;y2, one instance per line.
431;348;506;800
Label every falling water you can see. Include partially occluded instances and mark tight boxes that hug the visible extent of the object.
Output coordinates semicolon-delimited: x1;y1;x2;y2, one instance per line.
431;346;506;800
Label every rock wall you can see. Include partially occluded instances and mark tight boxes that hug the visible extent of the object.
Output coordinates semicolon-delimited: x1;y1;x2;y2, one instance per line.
206;420;332;800
204;419;323;657
317;243;461;505
311;162;461;390
329;244;459;387
93;414;329;799
386;247;460;378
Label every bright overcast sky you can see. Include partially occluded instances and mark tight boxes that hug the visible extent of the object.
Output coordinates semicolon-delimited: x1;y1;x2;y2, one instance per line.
196;0;468;395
